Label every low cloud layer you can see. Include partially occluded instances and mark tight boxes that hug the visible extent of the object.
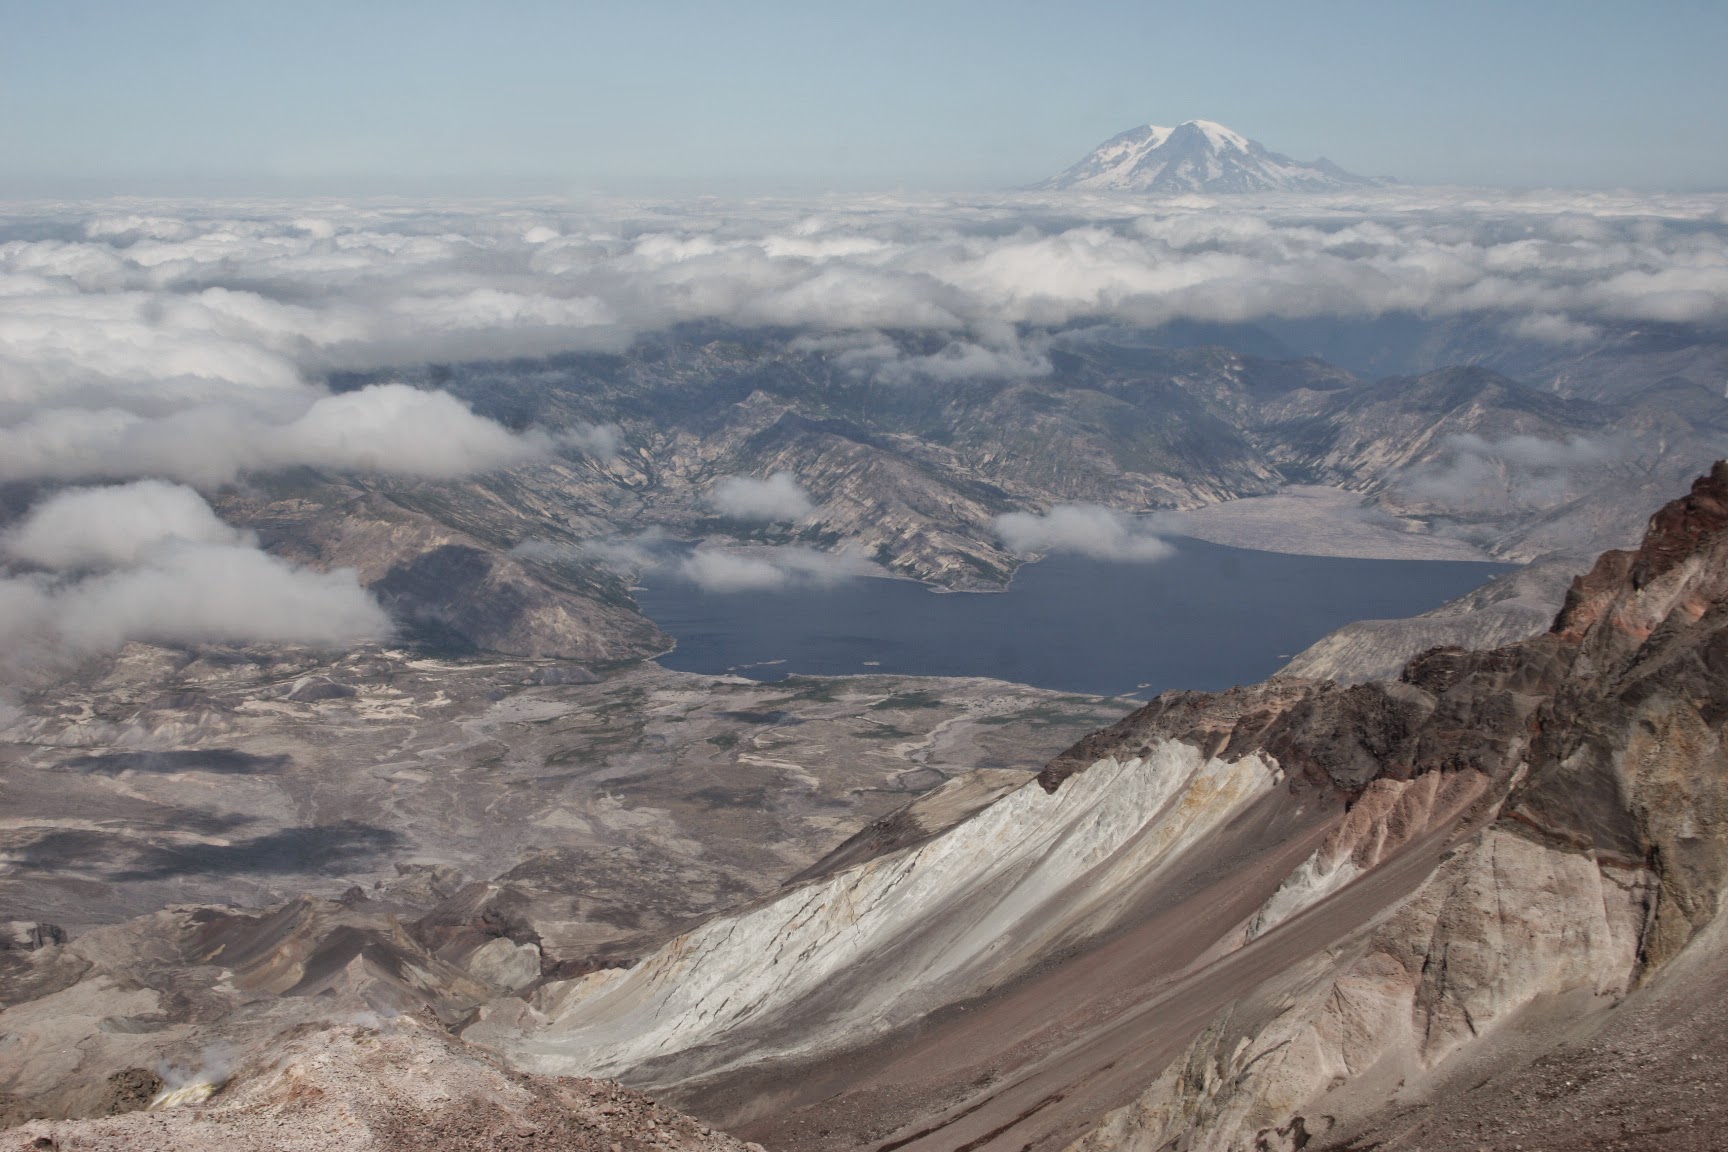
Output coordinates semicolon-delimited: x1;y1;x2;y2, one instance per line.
1401;432;1625;512
1;192;1721;670
0;383;544;487
3;479;243;568
0;482;389;675
995;504;1175;561
704;472;815;522
514;529;670;575
3;189;1724;490
675;544;880;592
521;531;878;593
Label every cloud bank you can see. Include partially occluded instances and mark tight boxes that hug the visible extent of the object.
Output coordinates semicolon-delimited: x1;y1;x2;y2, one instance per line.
513;529;671;576
560;421;624;460
2;479;244;568
995;504;1175;561
0;482;389;674
6;189;1726;473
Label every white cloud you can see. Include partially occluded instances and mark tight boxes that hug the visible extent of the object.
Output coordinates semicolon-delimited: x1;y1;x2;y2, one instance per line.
676;549;790;592
994;503;1175;561
2;480;243;569
514;528;669;574
519;531;881;592
1401;432;1625;512
874;336;1052;385
0;483;389;676
675;544;879;592
0;385;544;486
48;542;390;652
704;472;815;522
270;384;546;477
559;421;623;460
1507;313;1601;345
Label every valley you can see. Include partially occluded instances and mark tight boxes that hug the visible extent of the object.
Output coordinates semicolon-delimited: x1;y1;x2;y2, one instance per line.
189;322;1728;682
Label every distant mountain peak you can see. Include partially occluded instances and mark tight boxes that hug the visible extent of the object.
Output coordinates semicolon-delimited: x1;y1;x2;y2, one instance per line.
1040;119;1377;195
1177;119;1251;152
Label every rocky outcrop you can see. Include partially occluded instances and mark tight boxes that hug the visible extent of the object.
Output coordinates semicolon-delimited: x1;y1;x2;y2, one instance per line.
785;768;1036;885
1071;824;1653;1152
1062;461;1728;1151
4;1020;759;1152
0;899;490;1125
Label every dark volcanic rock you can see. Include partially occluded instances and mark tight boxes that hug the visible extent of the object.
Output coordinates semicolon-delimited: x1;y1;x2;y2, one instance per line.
1;923;65;952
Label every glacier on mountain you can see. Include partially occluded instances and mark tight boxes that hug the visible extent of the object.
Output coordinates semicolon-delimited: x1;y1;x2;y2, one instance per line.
1041;118;1376;194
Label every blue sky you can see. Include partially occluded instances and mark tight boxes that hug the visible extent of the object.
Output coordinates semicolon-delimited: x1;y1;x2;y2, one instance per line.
3;0;1724;196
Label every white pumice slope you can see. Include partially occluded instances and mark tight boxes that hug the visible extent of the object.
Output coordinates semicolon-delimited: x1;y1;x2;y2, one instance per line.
495;740;1283;1084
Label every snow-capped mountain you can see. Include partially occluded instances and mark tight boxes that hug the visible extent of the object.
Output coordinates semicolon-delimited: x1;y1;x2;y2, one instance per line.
1041;118;1375;194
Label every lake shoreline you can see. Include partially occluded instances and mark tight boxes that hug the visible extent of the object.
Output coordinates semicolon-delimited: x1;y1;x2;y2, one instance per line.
637;536;1516;699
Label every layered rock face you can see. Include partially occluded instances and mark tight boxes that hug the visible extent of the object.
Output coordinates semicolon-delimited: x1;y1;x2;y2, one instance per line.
486;464;1728;1150
494;741;1288;1085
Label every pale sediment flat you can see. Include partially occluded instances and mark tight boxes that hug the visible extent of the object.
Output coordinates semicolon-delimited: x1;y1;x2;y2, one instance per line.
1169;486;1493;561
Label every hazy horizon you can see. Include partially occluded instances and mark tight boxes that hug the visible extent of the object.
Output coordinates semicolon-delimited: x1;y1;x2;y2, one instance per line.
3;0;1726;198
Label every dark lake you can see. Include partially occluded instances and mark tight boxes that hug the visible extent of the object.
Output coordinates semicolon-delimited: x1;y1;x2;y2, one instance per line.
636;537;1515;699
